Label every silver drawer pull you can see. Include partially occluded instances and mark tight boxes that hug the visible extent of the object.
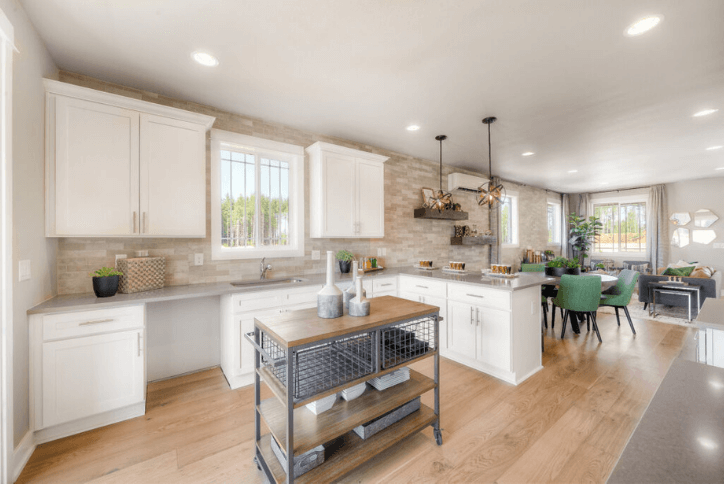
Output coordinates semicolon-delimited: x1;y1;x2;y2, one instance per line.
467;294;485;298
416;285;429;289
380;283;393;287
79;318;114;326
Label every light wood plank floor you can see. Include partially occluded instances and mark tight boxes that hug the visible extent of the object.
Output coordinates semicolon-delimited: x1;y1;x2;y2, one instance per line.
17;312;693;483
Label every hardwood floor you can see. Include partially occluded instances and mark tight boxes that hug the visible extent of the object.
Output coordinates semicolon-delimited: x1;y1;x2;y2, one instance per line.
16;312;693;483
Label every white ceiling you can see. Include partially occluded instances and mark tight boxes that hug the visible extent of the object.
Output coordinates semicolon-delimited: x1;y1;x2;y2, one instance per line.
20;0;724;192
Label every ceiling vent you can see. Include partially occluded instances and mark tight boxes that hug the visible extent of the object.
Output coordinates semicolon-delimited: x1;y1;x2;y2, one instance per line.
448;172;488;193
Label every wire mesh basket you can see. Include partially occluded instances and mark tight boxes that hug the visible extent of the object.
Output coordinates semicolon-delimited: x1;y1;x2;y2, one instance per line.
261;331;374;401
381;316;436;369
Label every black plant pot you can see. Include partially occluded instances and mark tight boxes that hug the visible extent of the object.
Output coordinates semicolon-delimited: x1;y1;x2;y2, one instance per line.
92;275;119;298
338;260;351;274
545;267;567;277
566;267;581;275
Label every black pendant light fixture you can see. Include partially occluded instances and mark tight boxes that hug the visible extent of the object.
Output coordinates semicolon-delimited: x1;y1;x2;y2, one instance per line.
477;116;506;208
429;135;452;212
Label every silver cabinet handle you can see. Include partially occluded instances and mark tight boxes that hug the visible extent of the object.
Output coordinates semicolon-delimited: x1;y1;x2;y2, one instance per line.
142;212;147;234
137;332;141;357
380;283;393;287
470;306;474;324
133;211;137;233
79;318;114;326
476;307;480;326
416;285;429;289
467;294;485;299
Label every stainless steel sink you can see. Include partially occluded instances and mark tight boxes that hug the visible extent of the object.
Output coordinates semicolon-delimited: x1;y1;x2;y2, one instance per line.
230;278;306;287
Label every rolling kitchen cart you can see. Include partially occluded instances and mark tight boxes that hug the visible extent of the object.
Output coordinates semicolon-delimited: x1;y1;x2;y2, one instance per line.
244;296;442;483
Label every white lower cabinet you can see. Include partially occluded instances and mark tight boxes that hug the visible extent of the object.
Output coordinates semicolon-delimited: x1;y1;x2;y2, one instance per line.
477;307;511;372
448;301;477;360
31;305;146;440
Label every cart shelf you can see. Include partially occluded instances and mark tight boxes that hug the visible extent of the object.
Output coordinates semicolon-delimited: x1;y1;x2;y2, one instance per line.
259;369;435;455
257;405;438;484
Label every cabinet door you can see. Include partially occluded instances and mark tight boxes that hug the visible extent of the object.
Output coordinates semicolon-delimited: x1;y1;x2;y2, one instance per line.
42;330;144;428
398;290;420;302
54;96;139;236
477;307;511;372
139;114;207;237
448;301;477;360
238;309;280;376
421;295;447;350
356;159;384;237
321;151;357;236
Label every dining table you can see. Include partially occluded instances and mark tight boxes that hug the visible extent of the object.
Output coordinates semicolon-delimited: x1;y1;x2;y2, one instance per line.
524;271;619;334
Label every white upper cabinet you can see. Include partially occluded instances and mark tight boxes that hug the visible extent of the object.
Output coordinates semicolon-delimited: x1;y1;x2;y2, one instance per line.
45;80;215;237
306;142;388;238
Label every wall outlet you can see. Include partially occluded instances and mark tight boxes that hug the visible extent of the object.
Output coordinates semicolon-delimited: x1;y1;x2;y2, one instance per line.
381;248;387;256
18;260;31;282
135;250;149;257
311;250;320;260
194;253;204;266
377;248;383;257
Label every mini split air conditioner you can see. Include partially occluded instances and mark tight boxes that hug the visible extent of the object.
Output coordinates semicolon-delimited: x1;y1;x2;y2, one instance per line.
447;173;488;193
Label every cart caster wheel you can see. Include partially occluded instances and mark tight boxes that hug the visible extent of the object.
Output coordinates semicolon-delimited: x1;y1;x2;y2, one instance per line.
254;456;262;471
434;429;443;446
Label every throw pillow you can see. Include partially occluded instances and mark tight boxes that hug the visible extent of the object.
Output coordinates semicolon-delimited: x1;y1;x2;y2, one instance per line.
662;266;696;277
689;269;710;279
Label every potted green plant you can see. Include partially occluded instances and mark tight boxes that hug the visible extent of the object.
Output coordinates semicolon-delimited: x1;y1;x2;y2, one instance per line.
565;258;581;275
545;257;568;277
544;250;555;262
335;250;354;274
568;214;603;268
89;267;123;298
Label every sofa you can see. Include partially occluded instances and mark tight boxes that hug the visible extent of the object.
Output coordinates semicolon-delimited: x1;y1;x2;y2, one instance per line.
638;270;721;314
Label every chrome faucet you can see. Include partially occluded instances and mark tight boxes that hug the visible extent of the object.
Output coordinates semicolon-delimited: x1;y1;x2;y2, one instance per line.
260;257;272;279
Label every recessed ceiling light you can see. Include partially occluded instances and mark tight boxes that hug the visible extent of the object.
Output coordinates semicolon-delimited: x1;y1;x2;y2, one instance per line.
693;109;718;117
406;125;420;131
191;51;219;67
568;170;578;174
522;152;535;157
625;15;663;36
706;146;723;151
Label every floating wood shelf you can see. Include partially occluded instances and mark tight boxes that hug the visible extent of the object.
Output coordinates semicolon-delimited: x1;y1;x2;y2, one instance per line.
450;236;497;246
259;369;435;456
413;207;468;220
258;405;438;484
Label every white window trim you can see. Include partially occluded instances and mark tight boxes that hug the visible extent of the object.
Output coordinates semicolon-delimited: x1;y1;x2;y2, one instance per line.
501;191;519;248
589;191;648;259
547;198;562;247
210;129;305;260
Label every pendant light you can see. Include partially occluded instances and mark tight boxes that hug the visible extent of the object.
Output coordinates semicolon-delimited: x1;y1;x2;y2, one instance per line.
429;135;452;212
477;116;506;208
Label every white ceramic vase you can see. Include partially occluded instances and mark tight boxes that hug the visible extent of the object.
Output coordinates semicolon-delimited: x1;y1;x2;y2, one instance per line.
344;261;366;309
317;251;343;318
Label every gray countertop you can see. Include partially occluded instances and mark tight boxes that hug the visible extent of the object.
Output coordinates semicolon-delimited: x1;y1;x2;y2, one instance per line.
28;267;554;315
694;298;724;330
608;356;724;483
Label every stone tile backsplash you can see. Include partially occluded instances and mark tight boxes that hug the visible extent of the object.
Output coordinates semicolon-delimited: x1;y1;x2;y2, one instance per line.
56;71;559;295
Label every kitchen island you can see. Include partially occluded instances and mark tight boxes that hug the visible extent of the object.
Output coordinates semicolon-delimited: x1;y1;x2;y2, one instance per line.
250;296;442;484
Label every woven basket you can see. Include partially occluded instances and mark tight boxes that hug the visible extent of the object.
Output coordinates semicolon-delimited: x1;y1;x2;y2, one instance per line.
118;257;165;294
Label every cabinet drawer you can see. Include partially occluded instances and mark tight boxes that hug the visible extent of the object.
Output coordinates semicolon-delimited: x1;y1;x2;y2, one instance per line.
42;305;144;341
399;276;447;298
285;285;323;306
447;283;511;311
232;291;285;313
373;277;398;293
374;290;398;298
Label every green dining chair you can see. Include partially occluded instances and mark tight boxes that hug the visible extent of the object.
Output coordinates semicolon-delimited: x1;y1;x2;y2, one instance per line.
599;269;639;335
552;275;603;343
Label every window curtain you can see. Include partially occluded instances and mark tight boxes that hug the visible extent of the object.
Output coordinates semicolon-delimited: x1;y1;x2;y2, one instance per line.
489;176;501;264
561;193;571;258
647;184;668;273
576;193;589;219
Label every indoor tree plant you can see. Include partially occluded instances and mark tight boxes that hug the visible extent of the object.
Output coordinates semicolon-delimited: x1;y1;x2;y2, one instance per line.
568;213;602;269
335;249;355;274
89;266;123;298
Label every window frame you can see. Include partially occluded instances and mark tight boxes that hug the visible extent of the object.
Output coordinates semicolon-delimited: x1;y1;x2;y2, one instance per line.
210;129;305;260
500;191;519;248
547;198;562;246
589;192;648;259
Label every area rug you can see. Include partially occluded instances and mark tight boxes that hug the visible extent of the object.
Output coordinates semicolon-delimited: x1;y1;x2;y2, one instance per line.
597;300;694;328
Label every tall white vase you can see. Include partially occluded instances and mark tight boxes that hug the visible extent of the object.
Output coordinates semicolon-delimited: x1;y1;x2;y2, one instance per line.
318;251;343;318
344;261;366;309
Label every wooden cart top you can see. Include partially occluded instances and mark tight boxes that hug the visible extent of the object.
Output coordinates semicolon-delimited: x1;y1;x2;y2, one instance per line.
254;296;439;348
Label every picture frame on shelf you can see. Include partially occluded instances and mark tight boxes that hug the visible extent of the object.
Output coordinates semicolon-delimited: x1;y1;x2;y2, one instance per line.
421;187;434;208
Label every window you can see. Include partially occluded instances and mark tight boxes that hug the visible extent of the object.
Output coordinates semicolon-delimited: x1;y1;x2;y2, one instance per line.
547;200;561;245
211;130;304;260
593;201;647;253
500;193;519;246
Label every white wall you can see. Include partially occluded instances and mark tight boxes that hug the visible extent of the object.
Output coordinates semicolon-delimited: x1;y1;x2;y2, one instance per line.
0;0;58;447
667;177;724;271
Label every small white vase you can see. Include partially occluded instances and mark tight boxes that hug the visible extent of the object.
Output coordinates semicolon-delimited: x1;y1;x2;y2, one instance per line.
344;261;366;309
349;273;370;317
318;251;343;318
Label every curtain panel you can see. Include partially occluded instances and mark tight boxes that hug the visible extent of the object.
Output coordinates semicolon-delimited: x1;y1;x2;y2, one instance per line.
647;184;668;273
561;193;571;258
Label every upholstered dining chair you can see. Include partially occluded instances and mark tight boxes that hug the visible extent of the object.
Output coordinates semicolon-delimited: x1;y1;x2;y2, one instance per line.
553;275;603;343
599;269;639;335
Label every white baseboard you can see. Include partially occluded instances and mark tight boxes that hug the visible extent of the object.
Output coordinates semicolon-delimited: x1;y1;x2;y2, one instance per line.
12;430;36;482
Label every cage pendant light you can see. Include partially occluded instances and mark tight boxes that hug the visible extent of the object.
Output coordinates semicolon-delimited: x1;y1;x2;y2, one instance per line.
429;135;452;212
477;116;506;207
